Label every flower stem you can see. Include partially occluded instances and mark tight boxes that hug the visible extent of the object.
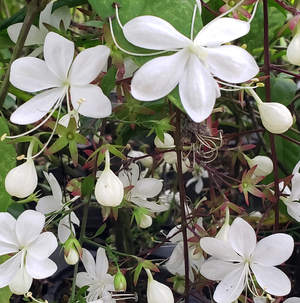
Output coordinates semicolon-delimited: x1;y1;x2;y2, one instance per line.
0;0;48;110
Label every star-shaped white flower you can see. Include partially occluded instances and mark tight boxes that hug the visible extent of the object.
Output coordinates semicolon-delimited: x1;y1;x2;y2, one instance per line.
279;161;300;222
186;165;208;194
7;1;71;57
120;6;259;122
76;248;115;302
36;171;80;243
200;217;294;303
0;210;57;295
10;32;112;125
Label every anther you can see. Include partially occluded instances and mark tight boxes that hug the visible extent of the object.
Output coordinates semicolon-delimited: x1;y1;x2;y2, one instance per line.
1;133;7;141
17;154;25;160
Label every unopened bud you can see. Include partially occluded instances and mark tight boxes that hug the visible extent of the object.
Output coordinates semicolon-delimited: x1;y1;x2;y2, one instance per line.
245;155;273;177
114;270;127;291
140;214;153;228
64;238;82;265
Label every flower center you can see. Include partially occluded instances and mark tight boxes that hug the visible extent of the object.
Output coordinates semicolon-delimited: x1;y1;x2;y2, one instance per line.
188;43;208;61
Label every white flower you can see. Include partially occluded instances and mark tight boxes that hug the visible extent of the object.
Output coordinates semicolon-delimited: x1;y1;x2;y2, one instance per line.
145;269;174;303
118;163;167;212
121;8;258;122
244;155;273;177
36;171;80;243
10;32;112;125
287;22;300;66
165;218;204;282
5;158;37;198
95;150;124;207
7;1;71;57
154;133;176;164
127;149;153;168
200;217;294;303
186;165;208;194
0;210;57;295
159;189;180;209
76;248;115;302
279;161;300;222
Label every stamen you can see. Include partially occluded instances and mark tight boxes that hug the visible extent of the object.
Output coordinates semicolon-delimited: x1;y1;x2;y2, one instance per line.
1;133;6;141
249;0;260;24
17;154;25;160
191;4;198;40
114;4;124;30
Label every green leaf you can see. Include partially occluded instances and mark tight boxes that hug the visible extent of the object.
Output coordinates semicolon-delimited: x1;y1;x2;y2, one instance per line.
0;115;16;212
81;174;95;198
82;20;104;28
101;65;117;97
92;223;107;238
256;73;297;106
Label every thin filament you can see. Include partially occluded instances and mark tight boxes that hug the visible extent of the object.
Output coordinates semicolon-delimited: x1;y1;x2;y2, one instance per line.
191;4;198;40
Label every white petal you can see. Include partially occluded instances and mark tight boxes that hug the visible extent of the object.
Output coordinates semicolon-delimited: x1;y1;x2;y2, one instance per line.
131;49;190;101
71;211;80;226
284;298;300;303
195;178;204;194
16;210;45;247
200;237;242;262
251;264;291;296
194;18;250;47
123;16;191;50
131;198;169;212
0;252;22;288
179;54;218;123
10;57;61;92
119;163;140;187
50;5;72;30
70;84;112;118
44;32;74;82
10;87;65;125
228;217;256;259
69;45;110;85
165;243;184;276
76;272;94;288
58;216;73;243
26;255;57;279
27;232;58;260
287;202;300;222
95;247;109;280
9;265;33;295
81;248;97;279
43;171;63;203
206;45;259;83
39;1;54;36
0;213;18;247
290;161;300;201
200;258;240;281
252;234;293;266
213;264;246;303
7;24;44;45
36;196;62;214
131;178;162;198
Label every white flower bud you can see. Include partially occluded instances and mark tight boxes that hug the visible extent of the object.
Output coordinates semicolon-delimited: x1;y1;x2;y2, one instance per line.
146;269;174;303
246;155;273;176
154;133;174;148
140;214;152;228
95;150;124;207
287;24;300;66
164;151;177;164
64;247;79;265
5;159;37;198
257;101;293;134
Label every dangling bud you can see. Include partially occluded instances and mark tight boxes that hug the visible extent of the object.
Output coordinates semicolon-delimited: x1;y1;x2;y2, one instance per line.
247;88;293;134
114;269;127;291
64;237;83;265
215;206;231;243
244;155;273;177
5;140;37;198
154;133;177;164
95;150;124;207
287;22;300;66
145;269;174;303
140;214;153;228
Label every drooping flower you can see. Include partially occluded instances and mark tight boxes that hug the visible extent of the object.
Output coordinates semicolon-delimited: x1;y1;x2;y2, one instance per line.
279;161;300;222
36;171;80;243
244;155;273;177
95;150;124;207
0;210;58;295
10;32;112;125
118;6;259;122
76;248;115;302
287;22;300;66
5;140;37;198
7;1;71;57
200;217;294;303
145;269;174;303
63;237;82;265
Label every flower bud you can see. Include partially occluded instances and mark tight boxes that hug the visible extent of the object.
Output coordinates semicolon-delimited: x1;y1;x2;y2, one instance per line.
154;133;174;148
215;207;231;243
140;214;153;228
245;155;273;176
64;237;82;265
146;269;174;303
257;101;293;134
287;23;300;66
5;159;37;198
114;270;127;291
95;150;124;207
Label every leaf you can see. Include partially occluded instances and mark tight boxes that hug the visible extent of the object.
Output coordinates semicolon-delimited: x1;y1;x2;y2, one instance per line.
0;115;16;212
81;174;95;198
92;223;107;238
101;65;117;97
